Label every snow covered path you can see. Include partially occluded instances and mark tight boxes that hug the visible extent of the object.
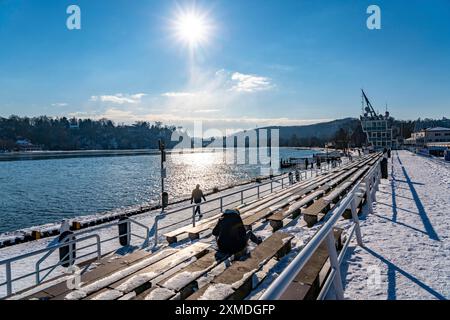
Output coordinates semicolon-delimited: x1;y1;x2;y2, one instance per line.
342;150;450;300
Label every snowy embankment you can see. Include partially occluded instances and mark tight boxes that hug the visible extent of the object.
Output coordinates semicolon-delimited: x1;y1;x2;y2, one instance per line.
341;150;449;300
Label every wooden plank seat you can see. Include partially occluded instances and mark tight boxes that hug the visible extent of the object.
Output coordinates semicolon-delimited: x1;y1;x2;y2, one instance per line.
186;232;294;300
322;181;352;204
201;173;336;236
342;189;366;219
326;168;358;188
162;183;294;243
279;228;343;300
164;172;333;244
14;249;161;301
243;172;350;231
264;168;364;231
303;166;372;227
267;189;325;231
185;179;328;241
164;213;223;244
341;170;371;220
242;183;327;230
60;242;210;300
134;250;230;300
302;199;332;228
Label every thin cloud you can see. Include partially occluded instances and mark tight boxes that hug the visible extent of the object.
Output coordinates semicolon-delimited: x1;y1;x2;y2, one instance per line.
162;92;198;98
193;109;220;114
90;93;147;104
230;72;273;93
51;102;68;107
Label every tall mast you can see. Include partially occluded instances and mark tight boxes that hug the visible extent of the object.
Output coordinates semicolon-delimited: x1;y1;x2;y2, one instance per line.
361;89;377;118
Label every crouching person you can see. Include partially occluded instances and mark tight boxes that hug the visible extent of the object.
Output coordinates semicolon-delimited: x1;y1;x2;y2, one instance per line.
212;209;262;256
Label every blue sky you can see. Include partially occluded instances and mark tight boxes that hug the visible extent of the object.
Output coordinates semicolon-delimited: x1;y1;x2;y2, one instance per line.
0;0;449;132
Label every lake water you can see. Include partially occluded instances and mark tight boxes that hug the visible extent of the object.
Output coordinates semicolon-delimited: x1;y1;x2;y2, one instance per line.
0;148;318;233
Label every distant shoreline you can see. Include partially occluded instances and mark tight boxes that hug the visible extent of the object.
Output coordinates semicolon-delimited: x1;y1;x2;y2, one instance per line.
0;147;322;162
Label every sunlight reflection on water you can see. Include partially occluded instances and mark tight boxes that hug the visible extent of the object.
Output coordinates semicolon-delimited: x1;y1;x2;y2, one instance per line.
0;148;318;232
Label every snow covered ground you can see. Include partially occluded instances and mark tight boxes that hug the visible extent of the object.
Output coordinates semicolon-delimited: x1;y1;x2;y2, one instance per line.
341;150;450;300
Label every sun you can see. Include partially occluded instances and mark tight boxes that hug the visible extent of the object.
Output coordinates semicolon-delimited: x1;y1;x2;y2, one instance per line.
172;8;212;49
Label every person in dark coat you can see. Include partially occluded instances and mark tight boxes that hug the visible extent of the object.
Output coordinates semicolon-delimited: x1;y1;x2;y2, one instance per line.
191;184;206;219
212;209;262;255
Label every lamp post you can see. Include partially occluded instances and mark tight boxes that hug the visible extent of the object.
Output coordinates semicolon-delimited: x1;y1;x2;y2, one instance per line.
152;139;168;249
158;140;168;210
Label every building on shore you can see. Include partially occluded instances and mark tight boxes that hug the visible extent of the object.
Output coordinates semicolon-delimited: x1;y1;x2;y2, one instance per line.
15;139;42;152
359;90;399;150
404;126;450;156
404;127;450;147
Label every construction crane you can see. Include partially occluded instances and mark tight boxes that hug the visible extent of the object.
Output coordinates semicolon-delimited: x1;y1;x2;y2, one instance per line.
361;89;378;119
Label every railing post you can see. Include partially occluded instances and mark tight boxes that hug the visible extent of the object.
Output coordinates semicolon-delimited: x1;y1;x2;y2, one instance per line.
69;239;75;267
6;261;12;296
240;191;244;204
365;176;373;214
351;195;364;247
257;185;260;199
281;178;284;189
96;236;102;260
270;181;273;193
192;206;196;227
326;231;345;300
220;197;223;212
152;217;158;248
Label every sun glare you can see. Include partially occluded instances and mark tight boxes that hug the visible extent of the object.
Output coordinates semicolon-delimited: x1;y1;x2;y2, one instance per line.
173;8;212;49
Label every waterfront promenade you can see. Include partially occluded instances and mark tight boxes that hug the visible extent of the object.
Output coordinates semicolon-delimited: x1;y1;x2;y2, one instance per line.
342;150;450;300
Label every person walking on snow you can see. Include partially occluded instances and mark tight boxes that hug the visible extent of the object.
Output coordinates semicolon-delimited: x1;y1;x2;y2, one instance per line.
191;184;206;219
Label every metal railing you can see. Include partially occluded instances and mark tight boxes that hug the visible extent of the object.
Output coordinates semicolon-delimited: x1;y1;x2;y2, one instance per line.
0;217;150;298
260;155;381;300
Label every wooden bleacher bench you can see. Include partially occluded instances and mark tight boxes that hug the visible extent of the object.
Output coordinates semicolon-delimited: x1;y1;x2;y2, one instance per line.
54;242;209;300
244;172;347;232
303;161;376;227
164;173;332;244
302;199;332;227
185;179;326;240
13;249;162;300
186;232;294;300
164;213;223;244
241;182;327;230
279;228;343;300
134;250;230;300
266;163;367;231
267;189;325;231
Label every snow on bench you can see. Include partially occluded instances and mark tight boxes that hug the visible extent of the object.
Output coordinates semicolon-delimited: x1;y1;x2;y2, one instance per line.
279;228;343;300
187;232;294;300
76;242;211;300
185;181;321;241
264;158;373;231
241;181;329;230
164;180;314;244
13;249;157;300
135;250;230;300
267;189;326;231
303;156;381;227
164;213;223;244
